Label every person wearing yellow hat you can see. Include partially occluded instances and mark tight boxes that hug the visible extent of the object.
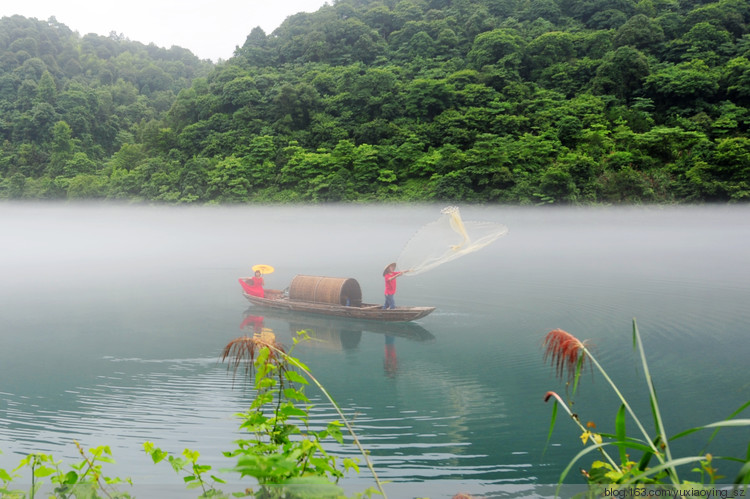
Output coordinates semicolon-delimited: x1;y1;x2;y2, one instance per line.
239;269;265;297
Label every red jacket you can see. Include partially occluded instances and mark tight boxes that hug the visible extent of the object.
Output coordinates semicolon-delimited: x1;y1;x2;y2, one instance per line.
384;271;402;295
239;276;264;297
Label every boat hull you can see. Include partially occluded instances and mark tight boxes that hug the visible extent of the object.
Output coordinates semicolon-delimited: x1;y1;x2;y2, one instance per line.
243;292;434;322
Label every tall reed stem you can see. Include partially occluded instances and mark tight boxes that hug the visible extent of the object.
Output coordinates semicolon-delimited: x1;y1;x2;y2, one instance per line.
580;345;661;457
544;325;680;484
271;346;388;498
631;320;676;479
545;391;621;470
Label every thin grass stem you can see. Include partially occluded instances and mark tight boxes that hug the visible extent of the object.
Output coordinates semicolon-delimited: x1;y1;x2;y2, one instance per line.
632;319;677;482
280;351;387;499
580;346;660;457
545;391;621;470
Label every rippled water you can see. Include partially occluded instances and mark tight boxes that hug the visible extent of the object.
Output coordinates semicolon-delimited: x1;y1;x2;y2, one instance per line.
1;203;749;498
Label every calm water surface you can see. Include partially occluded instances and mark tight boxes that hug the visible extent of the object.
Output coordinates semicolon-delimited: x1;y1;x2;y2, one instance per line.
1;203;749;498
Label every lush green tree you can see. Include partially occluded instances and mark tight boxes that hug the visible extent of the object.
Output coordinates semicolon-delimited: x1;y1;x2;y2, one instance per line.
644;59;721;104
109;143;147;171
63;152;97;177
467;28;524;70
632;126;708;163
723;57;750;102
35;71;57;105
708;136;750;199
207;155;253;202
598;165;658;202
1;0;749;205
538;164;578;203
614;14;665;51
592;46;650;100
682;22;733;62
67;173;107;198
526;32;577;76
404;78;455;120
2;172;26;198
430;169;475;200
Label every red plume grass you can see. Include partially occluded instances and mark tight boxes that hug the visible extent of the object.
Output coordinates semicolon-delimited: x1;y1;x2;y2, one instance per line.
221;331;286;380
543;329;587;382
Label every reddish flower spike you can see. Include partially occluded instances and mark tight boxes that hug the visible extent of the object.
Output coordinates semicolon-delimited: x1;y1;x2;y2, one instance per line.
543;328;587;382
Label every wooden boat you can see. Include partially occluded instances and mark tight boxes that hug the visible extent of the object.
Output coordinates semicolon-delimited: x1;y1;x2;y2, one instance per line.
241;274;435;322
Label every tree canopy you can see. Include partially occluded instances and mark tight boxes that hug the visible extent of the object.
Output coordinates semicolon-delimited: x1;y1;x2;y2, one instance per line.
1;0;749;204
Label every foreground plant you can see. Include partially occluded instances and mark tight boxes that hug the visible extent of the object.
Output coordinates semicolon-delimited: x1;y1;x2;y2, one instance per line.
1;330;383;498
145;330;383;498
543;319;750;495
143;444;227;498
0;443;132;498
220;330;383;498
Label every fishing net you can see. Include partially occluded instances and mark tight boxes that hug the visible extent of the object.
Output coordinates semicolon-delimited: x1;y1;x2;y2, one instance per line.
396;206;508;276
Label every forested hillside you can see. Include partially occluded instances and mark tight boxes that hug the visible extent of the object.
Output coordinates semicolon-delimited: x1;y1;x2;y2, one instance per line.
1;0;749;204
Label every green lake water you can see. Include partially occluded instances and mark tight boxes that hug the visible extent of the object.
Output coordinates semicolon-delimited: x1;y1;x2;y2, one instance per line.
1;203;749;498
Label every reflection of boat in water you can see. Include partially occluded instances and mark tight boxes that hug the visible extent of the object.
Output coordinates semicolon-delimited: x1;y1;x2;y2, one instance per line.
242;275;435;322
240;309;434;376
242;307;436;348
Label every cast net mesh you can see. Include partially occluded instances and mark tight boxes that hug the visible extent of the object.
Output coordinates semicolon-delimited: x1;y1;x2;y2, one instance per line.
396;206;508;276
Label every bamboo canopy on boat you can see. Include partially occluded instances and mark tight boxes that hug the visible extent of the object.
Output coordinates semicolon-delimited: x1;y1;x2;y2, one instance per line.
289;275;362;307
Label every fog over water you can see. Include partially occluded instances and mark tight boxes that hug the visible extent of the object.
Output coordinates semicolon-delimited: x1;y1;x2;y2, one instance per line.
1;202;749;498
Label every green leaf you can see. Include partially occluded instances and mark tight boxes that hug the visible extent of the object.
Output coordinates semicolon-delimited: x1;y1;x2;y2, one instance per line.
622;456;707;484
256;377;276;390
605;439;658;455
168;456;187;473
700;400;750;453
543;399;559;457
150;448;168;464
194;464;212;474
250;391;274;409
234;454;298;478
326;422;344;444
702;419;750;429
286;356;311;373
616;404;627;464
283;387;310;402
284;370;309;385
34;466;56;478
343;458;359;473
555;442;614;495
572;354;584;396
183;448;200;463
734;460;750;485
633;318;675;480
278;404;308;419
638;436;660;471
588;460;618;484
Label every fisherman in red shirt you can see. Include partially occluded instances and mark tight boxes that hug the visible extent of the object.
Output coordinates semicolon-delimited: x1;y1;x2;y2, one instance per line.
382;262;408;309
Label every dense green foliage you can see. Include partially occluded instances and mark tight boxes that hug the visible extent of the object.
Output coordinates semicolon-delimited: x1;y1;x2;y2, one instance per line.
1;0;750;204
